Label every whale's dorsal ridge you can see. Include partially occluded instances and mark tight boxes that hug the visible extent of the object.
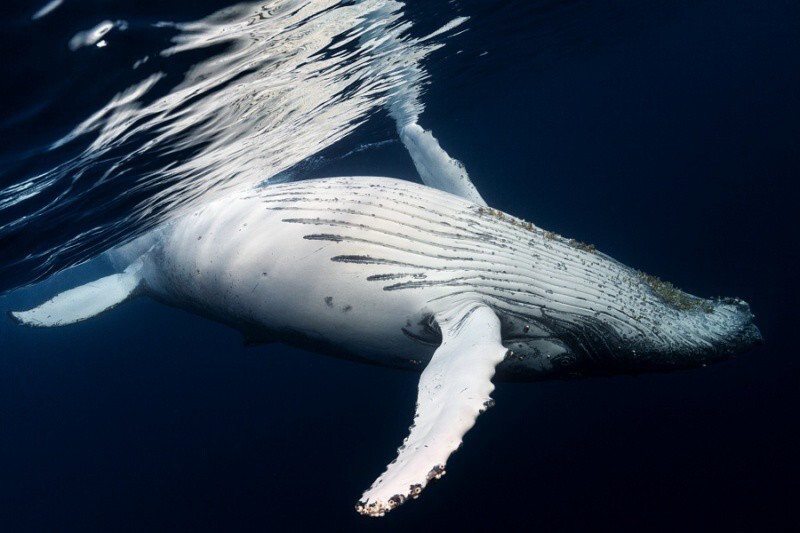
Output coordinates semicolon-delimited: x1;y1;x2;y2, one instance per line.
356;302;507;517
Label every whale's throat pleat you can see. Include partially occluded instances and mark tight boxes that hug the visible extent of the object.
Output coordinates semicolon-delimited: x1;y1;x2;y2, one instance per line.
255;178;731;367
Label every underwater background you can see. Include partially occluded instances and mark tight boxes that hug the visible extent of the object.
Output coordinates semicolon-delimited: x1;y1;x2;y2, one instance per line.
1;0;798;530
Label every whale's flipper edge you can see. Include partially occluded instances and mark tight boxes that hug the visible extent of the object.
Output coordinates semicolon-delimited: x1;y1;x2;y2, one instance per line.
356;302;507;517
9;260;144;328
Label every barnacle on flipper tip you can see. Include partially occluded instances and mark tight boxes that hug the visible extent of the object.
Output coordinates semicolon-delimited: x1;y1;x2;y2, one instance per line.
427;464;446;481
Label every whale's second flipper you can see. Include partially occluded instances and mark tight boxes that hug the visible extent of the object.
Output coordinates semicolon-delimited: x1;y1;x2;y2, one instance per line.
397;123;487;206
356;0;484;205
9;260;144;327
356;303;507;517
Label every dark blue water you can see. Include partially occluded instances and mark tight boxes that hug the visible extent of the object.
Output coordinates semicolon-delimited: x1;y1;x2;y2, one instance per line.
2;0;799;530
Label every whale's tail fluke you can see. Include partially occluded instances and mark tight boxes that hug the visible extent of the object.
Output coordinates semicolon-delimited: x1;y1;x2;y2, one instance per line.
9;259;144;328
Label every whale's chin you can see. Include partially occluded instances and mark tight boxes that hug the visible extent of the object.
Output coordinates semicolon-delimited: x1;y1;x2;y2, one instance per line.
678;298;763;363
620;297;763;372
494;296;762;383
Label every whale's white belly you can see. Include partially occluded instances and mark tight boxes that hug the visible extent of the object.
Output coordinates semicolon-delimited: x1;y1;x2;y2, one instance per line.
144;178;473;366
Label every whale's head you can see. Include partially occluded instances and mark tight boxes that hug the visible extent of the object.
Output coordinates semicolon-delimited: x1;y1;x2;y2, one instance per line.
620;293;763;371
497;259;762;380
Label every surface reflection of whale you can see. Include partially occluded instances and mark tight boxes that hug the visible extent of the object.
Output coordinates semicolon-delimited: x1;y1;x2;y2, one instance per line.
10;128;761;517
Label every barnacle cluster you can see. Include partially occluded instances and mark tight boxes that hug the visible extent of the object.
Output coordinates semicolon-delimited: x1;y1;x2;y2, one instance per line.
568;238;597;253
476;206;600;256
637;271;714;312
477;206;535;231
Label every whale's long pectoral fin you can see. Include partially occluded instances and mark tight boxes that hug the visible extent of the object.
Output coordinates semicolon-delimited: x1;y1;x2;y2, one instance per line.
398;123;487;206
356;303;507;517
9;260;144;327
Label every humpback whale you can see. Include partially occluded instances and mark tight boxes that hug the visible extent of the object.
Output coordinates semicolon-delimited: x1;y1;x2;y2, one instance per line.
9;124;761;517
